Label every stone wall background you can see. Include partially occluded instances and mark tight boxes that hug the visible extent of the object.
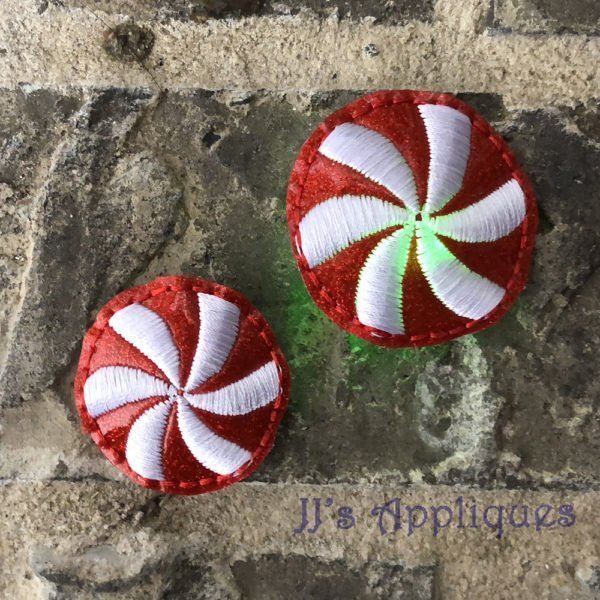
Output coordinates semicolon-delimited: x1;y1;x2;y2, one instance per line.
0;1;598;598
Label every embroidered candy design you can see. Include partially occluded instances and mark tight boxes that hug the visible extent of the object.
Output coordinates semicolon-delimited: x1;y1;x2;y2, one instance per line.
287;90;537;347
75;276;290;495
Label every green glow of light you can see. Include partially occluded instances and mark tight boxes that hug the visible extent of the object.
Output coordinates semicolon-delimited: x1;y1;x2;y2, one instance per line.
394;221;415;284
415;221;454;270
345;330;451;370
355;222;415;333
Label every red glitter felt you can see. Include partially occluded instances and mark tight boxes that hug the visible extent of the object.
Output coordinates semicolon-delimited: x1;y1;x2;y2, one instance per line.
75;276;290;495
286;90;538;347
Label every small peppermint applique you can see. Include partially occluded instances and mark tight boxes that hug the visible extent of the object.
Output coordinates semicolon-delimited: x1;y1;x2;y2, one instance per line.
287;90;537;347
75;276;290;495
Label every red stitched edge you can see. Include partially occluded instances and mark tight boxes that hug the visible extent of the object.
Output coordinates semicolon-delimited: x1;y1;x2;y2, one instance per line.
286;90;539;348
74;275;291;496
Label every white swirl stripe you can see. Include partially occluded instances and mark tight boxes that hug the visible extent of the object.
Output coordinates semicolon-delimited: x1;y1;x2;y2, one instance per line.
416;223;504;320
177;400;251;475
419;104;471;215
299;195;410;268
109;304;181;388
356;224;414;335
84;366;171;418
126;399;174;481
187;361;280;416
319;123;419;212
427;179;526;242
185;294;240;392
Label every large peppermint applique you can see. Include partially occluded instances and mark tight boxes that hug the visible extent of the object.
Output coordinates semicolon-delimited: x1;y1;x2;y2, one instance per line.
287;91;537;347
75;277;290;495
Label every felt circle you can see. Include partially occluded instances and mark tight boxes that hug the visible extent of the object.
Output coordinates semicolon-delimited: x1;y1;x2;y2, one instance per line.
75;276;290;495
286;90;537;347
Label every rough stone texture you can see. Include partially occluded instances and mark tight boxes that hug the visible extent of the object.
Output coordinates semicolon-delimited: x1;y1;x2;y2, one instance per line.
1;483;599;599
231;555;435;599
102;23;156;62
492;0;600;35
0;88;183;406
42;0;435;23
0;0;599;597
1;2;599;107
2;89;598;488
484;105;600;485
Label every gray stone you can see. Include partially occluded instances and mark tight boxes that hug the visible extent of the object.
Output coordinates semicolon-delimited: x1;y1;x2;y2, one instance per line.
478;103;600;485
0;88;183;405
160;553;235;599
492;0;600;34
581;566;600;591
261;0;435;23
30;546;235;599
39;0;435;23
0;88;84;370
30;545;165;599
103;22;155;63
414;337;501;477
231;555;435;599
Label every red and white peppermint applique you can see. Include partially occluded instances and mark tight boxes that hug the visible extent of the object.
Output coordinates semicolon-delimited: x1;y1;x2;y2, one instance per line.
287;90;538;347
75;276;290;495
